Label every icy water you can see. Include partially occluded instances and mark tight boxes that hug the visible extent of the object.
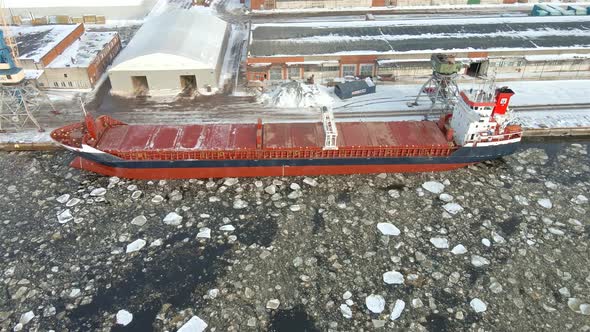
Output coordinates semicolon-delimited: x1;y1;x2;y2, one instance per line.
0;141;589;331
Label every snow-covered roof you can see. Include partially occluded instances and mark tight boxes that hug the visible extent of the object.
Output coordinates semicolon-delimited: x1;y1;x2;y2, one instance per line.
250;16;590;58
13;24;81;63
110;8;228;72
47;32;117;68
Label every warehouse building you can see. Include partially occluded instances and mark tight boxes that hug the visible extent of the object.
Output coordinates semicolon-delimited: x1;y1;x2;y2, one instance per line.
246;16;590;84
250;0;538;11
5;0;159;21
14;23;121;89
108;9;229;97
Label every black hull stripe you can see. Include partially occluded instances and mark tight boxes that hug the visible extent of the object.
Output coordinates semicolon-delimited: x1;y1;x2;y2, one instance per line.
76;144;519;169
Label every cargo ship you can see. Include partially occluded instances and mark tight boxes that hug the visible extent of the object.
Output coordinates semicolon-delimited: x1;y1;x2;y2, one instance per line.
51;86;522;179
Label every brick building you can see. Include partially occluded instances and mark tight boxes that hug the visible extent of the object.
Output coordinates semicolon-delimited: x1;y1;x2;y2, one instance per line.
250;0;534;11
13;23;121;89
246;17;590;84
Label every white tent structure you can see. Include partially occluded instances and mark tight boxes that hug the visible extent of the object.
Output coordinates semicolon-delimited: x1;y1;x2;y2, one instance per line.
108;8;229;96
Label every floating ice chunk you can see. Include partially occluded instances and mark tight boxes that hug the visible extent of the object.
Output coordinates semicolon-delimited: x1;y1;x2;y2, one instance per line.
19;311;34;325
109;176;120;185
290;183;301;190
57;209;73;224
340;304;352;319
131;191;142;199
573;195;588;205
365;294;385;313
223;178;239;186
233;199;248;209
443;203;463;215
131;215;147;226
343;291;352;300
439;193;453;202
150;239;162;247
151;195;164;203
514;195;529;206
430;237;449;249
264;185;276;195
178;316;208;332
66;198;81;207
389;299;405;321
471;255;490;267
69;288;81;298
470;298;487;313
289;204;301;212
207;288;219;299
377;223;400;236
163;212;183;226
126;239;146;253
548;227;565;236
90;188;106;196
197;228;211;239
481;239;491;247
422;181;445;194
56;194;70;203
219;225;235;231
544;181;558;189
383;271;404;284
303;177;318;187
266;299;280;310
537;198;552;209
491;232;505;244
116;310;133;326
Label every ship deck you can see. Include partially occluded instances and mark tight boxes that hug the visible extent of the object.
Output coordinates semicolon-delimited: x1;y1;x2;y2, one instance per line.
95;121;449;152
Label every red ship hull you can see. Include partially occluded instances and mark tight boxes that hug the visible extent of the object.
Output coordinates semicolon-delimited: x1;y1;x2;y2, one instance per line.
71;156;473;179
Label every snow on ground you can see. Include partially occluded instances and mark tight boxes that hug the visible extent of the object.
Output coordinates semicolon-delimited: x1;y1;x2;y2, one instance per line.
515;110;590;129
259;81;333;108
0;131;52;144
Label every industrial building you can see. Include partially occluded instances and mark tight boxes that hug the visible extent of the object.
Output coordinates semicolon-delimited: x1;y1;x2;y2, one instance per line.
5;0;159;21
246;16;590;84
108;8;229;96
14;23;121;89
250;0;537;11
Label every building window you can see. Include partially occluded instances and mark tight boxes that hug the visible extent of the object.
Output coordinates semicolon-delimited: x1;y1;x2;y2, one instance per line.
269;67;282;80
342;64;356;77
64;73;68;78
54;82;59;87
68;81;73;87
61;82;66;87
6;74;11;79
360;64;374;77
322;66;339;72
288;66;301;79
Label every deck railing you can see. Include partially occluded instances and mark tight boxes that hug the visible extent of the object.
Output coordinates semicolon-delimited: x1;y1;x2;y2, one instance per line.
106;145;458;161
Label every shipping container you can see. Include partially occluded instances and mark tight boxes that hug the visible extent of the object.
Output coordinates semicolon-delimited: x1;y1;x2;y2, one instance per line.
11;15;22;25
96;16;106;24
72;17;84;24
334;79;376;99
83;15;97;24
547;4;575;16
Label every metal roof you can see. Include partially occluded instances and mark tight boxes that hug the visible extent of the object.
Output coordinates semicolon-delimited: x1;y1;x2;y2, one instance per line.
250;19;590;57
110;8;227;71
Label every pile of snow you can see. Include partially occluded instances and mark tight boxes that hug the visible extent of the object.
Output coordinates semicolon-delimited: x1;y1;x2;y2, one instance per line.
259;81;334;108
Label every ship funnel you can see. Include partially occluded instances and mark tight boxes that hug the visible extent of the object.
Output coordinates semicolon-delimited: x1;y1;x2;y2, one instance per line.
492;87;515;116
